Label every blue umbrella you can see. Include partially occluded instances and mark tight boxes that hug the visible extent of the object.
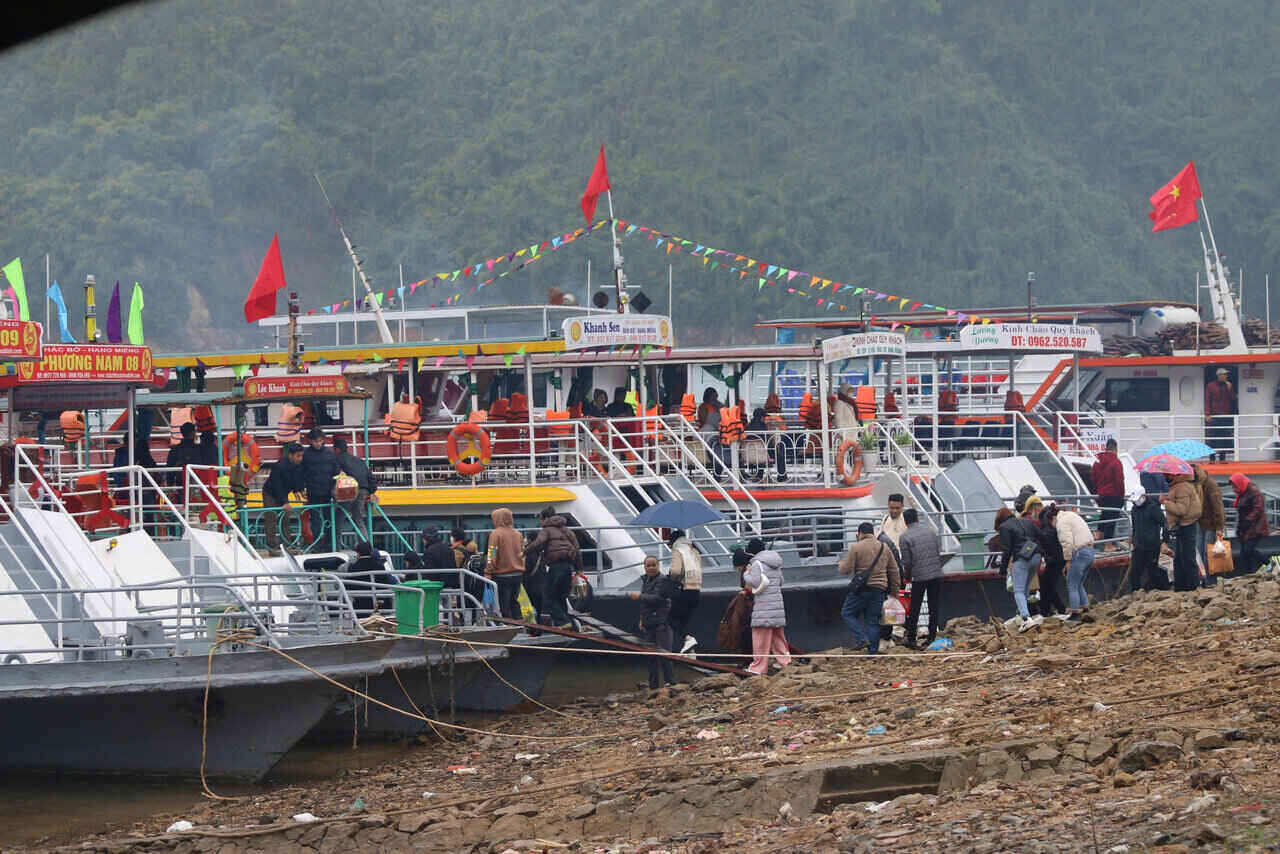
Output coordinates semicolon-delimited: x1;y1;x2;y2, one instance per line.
632;499;724;530
1145;439;1214;461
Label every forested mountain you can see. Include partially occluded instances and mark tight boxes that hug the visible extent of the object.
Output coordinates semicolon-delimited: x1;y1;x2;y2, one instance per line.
2;0;1279;350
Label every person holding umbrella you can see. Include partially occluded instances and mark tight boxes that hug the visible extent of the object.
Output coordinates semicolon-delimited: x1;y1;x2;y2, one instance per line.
1139;453;1202;592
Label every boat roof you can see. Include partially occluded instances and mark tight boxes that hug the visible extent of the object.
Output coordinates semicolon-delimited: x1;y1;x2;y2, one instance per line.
756;300;1195;330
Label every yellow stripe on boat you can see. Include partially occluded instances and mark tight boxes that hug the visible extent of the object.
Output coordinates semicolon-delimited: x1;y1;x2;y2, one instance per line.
374;487;576;507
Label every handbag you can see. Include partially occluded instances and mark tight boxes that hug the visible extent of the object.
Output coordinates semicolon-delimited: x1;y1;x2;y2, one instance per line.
1207;535;1234;575
848;544;885;595
1016;538;1039;562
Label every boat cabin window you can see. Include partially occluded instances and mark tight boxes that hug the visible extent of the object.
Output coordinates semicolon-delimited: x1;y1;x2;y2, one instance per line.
1102;377;1169;413
248;404;269;428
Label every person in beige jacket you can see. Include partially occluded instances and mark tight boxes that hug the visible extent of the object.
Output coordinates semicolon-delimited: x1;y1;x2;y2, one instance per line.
1047;505;1095;620
485;508;526;619
1162;473;1202;591
838;522;901;654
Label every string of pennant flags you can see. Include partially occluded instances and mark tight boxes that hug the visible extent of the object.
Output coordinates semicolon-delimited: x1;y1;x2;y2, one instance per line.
610;220;1003;336
307;220;613;316
307;216;1005;338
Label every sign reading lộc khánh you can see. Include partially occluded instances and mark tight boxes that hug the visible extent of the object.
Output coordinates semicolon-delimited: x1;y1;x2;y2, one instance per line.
821;331;907;363
562;315;674;350
959;323;1102;353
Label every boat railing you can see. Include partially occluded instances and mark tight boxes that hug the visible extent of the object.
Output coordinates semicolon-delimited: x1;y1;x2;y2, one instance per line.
0;577;311;663
1029;410;1277;466
603;416;762;536
506;497;1125;586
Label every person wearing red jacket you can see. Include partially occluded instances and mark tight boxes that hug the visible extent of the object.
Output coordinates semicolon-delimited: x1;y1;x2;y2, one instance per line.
1091;439;1125;551
1230;473;1270;574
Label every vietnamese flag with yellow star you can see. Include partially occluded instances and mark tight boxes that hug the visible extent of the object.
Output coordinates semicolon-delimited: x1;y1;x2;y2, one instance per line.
1148;161;1202;232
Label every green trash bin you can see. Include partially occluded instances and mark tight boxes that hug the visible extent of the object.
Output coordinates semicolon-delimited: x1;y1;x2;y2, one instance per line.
955;531;989;573
394;581;443;635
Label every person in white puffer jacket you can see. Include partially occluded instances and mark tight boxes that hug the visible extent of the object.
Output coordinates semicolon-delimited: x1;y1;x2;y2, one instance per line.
1048;505;1096;622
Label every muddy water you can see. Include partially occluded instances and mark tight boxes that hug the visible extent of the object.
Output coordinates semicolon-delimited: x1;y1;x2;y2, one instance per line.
0;741;420;849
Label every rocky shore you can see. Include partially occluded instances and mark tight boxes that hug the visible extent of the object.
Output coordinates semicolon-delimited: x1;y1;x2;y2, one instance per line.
29;568;1280;854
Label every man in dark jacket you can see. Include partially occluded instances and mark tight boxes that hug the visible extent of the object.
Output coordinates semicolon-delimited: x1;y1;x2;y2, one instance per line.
1230;473;1269;574
898;509;944;649
525;506;583;629
629;555;678;689
1092;439;1125;550
166;421;219;486
301;428;340;546
261;443;305;550
1128;486;1170;591
332;437;375;539
414;525;460;586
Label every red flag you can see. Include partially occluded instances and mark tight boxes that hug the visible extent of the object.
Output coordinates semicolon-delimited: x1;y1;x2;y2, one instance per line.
580;144;611;223
244;233;287;323
1147;161;1202;232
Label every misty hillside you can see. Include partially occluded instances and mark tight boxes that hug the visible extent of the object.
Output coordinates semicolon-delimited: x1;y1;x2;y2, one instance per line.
2;0;1279;350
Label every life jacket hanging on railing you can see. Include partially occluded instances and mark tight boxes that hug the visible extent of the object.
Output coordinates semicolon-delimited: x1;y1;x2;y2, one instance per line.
507;392;530;455
60;411;85;444
446;422;491;477
718;406;744;445
73;472;129;533
222;432;262;473
854;385;877;423
192;405;216;433
277;404;305;441
1003;390;1026;413
169;408;192;444
882;390;900;415
385;394;422;442
679;393;696;423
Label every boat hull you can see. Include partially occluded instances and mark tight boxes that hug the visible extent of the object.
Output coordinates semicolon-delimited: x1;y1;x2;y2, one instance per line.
0;639;394;781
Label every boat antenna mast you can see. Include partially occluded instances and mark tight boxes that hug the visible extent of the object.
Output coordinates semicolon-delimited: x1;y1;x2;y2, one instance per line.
605;187;628;314
1197;199;1247;352
314;173;395;344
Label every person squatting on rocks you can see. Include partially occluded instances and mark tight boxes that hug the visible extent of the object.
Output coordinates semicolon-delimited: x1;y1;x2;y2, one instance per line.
1128;486;1171;592
742;538;791;675
485;507;526;620
996;506;1043;631
838;522;901;654
666;529;703;654
1230;473;1270;574
1162;471;1202;592
524;506;583;629
716;549;755;657
1092;438;1125;551
630;555;678;689
898;508;943;650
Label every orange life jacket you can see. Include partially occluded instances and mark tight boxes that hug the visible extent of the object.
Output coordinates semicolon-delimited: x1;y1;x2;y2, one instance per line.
507;392;529;423
169;408;192;445
192;405;216;433
467;409;488;423
545;409;573;436
938;389;959;412
882;390;900;415
277;404;305;442
854;385;877;422
644;404;661;438
800;393;821;431
60;411;85;443
385;395;422;442
489;398;510;420
1004;390;1026;413
719;406;744;444
679;394;696;422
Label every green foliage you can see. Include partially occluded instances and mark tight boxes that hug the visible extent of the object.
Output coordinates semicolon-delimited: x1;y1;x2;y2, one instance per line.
2;0;1278;349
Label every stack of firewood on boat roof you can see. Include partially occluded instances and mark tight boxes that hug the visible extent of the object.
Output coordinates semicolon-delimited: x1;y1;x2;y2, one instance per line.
1102;318;1280;356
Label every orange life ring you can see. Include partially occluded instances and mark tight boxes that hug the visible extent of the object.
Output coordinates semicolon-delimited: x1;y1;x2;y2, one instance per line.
222;432;262;473
835;440;862;486
446;422;491;477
